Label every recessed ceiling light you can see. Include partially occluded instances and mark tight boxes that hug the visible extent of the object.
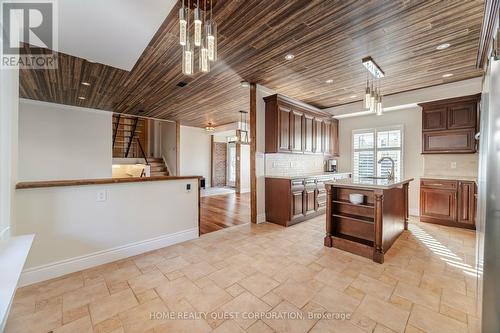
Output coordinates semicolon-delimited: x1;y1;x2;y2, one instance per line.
436;43;451;50
78;96;86;100
240;81;249;88
350;95;357;98
285;54;295;60
442;73;453;78
325;79;334;84
81;81;91;86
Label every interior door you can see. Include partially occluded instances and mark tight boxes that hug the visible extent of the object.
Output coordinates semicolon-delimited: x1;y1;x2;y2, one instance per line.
226;142;236;187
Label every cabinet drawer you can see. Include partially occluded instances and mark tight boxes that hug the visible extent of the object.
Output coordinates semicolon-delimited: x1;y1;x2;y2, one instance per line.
422;128;476;154
421;179;458;190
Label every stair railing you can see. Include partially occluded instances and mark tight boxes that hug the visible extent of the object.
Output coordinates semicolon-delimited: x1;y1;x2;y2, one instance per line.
125;117;139;157
136;138;149;165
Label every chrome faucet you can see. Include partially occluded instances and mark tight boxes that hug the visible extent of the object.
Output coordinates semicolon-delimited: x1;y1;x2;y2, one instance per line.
378;157;395;180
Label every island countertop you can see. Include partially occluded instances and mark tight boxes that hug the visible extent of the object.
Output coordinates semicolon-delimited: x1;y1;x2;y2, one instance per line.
325;177;414;190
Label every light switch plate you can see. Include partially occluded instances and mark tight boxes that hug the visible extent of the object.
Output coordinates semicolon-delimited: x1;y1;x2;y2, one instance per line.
96;189;107;202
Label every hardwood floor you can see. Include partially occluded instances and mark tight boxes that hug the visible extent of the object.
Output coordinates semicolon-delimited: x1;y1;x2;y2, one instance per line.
200;192;251;234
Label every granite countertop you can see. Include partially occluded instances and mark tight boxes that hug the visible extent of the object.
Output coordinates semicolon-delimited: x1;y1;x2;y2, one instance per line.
421;175;478;182
326;177;414;190
265;172;351;180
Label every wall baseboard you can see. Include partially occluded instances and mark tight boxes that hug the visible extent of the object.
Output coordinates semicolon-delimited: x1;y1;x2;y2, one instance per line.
409;208;420;217
257;213;266;224
19;227;198;287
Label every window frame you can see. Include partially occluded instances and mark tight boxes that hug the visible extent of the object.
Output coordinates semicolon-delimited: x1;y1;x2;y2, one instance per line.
352;125;405;179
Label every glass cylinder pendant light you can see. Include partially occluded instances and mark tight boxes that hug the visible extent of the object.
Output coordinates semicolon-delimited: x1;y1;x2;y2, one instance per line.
364;79;371;109
200;38;210;72
369;81;376;112
179;1;187;46
182;42;194;75
376;93;383;116
194;0;202;47
206;0;217;61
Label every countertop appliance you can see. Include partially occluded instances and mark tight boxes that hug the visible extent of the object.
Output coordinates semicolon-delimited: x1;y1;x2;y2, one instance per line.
325;159;337;172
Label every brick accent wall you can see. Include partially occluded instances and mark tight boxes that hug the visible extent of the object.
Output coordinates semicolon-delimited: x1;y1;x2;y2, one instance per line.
213;142;227;187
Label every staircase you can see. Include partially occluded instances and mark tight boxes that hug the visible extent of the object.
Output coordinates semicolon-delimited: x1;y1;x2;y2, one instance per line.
113;114;146;159
148;158;170;176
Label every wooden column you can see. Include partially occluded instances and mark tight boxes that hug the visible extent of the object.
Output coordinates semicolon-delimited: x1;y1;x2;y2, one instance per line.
373;191;384;263
324;184;333;247
210;135;214;187
250;83;257;224
175;121;180;176
403;182;409;230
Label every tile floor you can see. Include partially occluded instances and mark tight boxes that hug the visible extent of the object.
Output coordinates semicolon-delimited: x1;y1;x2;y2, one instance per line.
5;216;479;333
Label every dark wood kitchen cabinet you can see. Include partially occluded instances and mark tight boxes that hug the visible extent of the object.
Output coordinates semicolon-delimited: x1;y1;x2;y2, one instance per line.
264;94;339;156
419;94;480;154
420;178;476;229
265;173;350;227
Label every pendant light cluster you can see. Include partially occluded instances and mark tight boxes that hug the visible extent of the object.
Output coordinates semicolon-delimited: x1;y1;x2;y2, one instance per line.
179;0;217;75
362;57;385;116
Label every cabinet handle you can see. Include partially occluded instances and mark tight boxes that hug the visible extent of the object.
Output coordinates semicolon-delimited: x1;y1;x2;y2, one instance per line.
427;183;444;186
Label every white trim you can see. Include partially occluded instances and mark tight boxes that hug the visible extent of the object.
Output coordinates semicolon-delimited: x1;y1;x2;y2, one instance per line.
409;208;420;217
19;227;198;287
257;213;266;224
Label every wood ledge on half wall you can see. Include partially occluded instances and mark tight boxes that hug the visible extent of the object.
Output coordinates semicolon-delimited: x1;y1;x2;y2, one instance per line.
16;176;203;189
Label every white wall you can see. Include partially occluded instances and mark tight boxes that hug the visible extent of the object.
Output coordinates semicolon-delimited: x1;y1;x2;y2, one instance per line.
160;121;177;175
15;178;199;285
179;125;211;185
338;107;423;216
18;100;112;181
240;144;250;193
0;43;19;240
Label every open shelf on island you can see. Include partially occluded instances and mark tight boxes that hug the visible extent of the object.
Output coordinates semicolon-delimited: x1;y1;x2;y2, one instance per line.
332;212;374;224
332;199;374;208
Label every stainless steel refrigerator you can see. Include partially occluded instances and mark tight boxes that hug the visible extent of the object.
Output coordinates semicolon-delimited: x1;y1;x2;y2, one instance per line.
476;54;500;332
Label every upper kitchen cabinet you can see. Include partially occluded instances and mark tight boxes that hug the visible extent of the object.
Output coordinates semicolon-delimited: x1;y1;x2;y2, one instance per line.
264;94;339;156
419;94;480;154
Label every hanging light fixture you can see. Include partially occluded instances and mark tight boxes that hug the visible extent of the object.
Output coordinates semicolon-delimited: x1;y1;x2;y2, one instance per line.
194;0;202;47
179;0;187;46
239;110;249;143
206;0;217;62
362;56;385;115
199;0;210;72
182;0;193;75
205;123;215;132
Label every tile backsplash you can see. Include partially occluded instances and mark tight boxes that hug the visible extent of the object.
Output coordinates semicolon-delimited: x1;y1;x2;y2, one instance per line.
265;153;326;177
423;154;479;178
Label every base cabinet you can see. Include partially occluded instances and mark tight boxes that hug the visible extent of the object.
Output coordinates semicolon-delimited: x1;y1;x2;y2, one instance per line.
420;178;476;229
266;174;350;227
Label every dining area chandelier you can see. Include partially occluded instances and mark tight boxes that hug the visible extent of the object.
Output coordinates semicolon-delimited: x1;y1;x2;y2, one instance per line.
179;0;217;75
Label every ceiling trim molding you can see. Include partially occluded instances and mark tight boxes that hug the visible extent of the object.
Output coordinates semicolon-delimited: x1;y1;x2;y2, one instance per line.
476;0;500;68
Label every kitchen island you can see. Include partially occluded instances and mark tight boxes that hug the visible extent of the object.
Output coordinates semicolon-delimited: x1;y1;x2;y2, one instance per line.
324;177;413;263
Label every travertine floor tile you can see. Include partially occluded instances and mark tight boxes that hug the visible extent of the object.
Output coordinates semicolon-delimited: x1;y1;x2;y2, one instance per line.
394;281;441;311
408;304;468;333
62;282;109;311
219;292;271;329
89;289;138;324
118;298;168;333
274;279;320;308
128;269;168;294
263;301;316;333
54;315;93;333
350;274;395;300
208;266;247;289
356;295;410;333
239;273;280;298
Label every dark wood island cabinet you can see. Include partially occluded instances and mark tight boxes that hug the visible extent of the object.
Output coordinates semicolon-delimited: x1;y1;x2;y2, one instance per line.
324;177;413;263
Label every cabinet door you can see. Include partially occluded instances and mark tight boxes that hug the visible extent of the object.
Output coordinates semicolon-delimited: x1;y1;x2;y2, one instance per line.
331;119;339;156
291;190;304;220
304;187;316;215
458;181;476;225
278;106;291;151
422;128;476;154
292;111;303;152
420;188;457;221
313;119;323;154
323;120;331;155
448;103;477;129
422;107;447;131
303;115;314;153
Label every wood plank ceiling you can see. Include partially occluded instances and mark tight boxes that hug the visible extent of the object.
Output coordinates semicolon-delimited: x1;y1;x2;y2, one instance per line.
20;0;485;128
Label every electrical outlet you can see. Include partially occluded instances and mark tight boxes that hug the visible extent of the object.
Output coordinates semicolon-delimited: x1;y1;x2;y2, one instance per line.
186;183;191;192
451;162;457;169
272;162;277;168
96;189;107;202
